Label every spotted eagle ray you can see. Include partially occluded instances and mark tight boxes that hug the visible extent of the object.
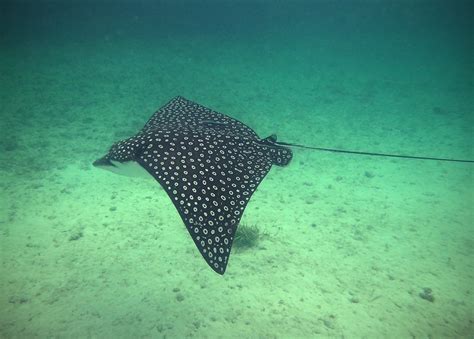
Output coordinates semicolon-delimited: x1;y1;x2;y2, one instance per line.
94;96;292;274
94;96;473;274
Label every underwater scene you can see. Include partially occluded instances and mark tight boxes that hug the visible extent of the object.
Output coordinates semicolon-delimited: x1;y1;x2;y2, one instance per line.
1;0;473;337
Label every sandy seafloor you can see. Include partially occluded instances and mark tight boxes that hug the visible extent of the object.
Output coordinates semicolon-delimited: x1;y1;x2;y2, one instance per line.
0;1;473;338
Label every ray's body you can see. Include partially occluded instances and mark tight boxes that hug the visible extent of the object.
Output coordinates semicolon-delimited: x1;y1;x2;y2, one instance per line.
94;96;292;274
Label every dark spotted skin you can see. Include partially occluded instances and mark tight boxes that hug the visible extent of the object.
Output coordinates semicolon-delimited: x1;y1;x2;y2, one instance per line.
95;96;292;274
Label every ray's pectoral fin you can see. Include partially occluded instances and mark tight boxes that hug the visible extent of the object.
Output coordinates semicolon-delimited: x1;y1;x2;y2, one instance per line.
137;129;274;274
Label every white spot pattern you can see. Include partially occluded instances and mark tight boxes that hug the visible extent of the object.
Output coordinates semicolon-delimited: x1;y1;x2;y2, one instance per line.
98;96;292;274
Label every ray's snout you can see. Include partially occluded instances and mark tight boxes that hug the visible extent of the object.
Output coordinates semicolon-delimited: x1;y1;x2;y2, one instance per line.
93;156;114;168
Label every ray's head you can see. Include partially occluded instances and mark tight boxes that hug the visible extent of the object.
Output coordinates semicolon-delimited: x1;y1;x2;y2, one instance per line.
93;135;149;177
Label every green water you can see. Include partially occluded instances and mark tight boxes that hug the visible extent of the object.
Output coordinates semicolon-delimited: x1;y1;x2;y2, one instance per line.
1;0;473;337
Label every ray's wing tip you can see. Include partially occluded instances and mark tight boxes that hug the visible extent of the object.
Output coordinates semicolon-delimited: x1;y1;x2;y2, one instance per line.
204;257;228;275
217;266;227;275
215;268;226;275
206;259;228;275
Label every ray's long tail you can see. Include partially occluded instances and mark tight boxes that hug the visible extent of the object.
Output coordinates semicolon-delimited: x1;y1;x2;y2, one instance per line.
274;140;474;164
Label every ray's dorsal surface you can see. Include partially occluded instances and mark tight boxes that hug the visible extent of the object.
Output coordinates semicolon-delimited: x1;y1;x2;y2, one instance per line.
93;96;292;274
